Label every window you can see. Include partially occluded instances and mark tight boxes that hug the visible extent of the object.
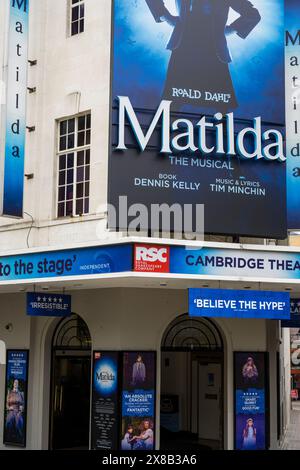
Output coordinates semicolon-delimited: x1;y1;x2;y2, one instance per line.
57;113;91;218
70;0;85;36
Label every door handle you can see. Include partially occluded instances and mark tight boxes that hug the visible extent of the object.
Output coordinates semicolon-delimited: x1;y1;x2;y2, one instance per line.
60;386;63;413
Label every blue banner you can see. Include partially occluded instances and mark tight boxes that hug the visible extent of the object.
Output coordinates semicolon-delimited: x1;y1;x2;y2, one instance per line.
27;292;71;317
189;288;290;320
286;0;300;229
282;299;300;328
2;0;29;217
3;350;29;447
0;244;132;282
170;246;300;280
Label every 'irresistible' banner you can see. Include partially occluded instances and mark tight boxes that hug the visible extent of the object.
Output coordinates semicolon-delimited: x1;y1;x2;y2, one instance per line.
1;0;29;218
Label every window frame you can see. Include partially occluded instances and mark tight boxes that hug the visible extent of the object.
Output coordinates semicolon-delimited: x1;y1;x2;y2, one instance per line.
69;0;85;37
56;112;91;219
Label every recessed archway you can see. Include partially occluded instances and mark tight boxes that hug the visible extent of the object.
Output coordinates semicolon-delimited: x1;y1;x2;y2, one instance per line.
160;314;224;450
49;314;92;450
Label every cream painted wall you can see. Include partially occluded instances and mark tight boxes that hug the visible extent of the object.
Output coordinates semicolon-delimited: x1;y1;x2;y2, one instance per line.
0;288;268;450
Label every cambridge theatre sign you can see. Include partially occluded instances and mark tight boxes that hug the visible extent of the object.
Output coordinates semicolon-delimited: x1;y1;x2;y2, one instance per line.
108;0;287;239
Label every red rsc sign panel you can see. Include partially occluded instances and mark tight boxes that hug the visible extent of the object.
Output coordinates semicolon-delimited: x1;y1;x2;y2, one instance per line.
134;244;170;273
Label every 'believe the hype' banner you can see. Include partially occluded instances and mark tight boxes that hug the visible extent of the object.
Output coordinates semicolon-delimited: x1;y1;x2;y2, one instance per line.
1;0;29;217
286;0;300;229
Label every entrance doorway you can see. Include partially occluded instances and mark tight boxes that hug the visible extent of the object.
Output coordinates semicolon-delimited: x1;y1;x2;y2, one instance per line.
160;315;224;450
49;314;92;450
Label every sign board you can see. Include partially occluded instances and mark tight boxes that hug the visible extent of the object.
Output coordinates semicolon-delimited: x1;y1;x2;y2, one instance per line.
91;351;120;450
281;299;300;328
3;350;29;447
234;352;269;450
189;289;290;320
109;0;286;238
1;0;29;217
285;0;300;229
26;292;71;317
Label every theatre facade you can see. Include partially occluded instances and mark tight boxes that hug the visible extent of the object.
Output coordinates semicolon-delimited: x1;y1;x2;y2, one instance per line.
0;0;299;452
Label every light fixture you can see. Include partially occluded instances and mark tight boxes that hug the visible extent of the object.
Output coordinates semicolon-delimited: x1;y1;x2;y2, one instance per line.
160;282;167;287
285;287;292;291
41;286;49;291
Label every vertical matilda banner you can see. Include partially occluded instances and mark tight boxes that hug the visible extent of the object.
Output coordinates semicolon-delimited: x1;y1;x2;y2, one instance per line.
1;0;29;218
3;350;29;447
234;352;269;450
286;0;300;229
109;0;287;238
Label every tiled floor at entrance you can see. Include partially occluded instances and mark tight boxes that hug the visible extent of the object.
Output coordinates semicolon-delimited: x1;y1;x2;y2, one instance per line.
282;402;300;450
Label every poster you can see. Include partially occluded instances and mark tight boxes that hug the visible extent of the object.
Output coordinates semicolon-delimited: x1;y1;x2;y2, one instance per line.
234;352;268;450
91;351;119;450
3;350;29;447
121;352;156;451
109;0;286;238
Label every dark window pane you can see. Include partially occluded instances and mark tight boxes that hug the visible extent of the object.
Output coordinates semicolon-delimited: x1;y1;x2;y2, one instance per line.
84;198;89;214
85;182;90;197
86;130;91;145
66;201;73;216
59;171;65;186
59;155;66;170
72;0;79;4
58;187;65;202
66;185;74;200
85;149;90;164
77;131;85;147
76;199;84;215
76;183;84;198
86;114;91;129
80;4;84;18
67;134;75;149
60;136;67;151
77;166;84;182
60;120;67;136
72;6;79;21
77;151;85;166
78;116;86;131
85;165;90;181
68;118;75;133
80;19;84;33
58;203;65;218
71;21;79;36
67;153;74;168
67;169;74;184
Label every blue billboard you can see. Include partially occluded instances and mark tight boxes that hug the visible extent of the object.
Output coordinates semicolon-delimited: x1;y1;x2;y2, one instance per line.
0;244;132;282
282;299;300;328
286;0;300;229
109;0;286;238
189;288;290;320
